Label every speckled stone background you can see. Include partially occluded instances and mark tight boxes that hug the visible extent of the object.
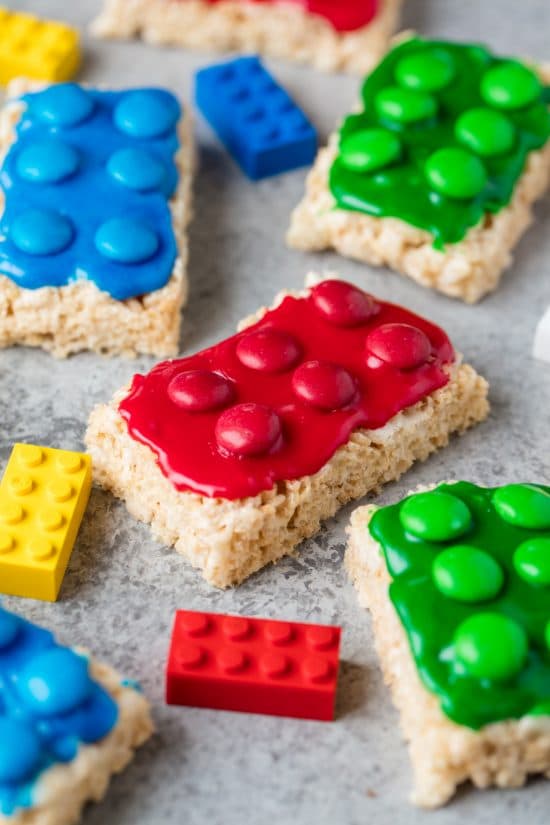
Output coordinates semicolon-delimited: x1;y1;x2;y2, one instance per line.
2;1;550;822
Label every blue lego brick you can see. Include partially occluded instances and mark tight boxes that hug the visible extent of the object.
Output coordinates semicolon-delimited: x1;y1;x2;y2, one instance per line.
195;56;317;180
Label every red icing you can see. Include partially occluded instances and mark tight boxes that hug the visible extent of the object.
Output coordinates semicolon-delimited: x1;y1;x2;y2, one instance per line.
203;0;379;32
119;281;455;499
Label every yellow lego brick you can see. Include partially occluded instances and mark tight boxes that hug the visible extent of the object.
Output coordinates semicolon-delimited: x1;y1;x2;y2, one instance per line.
0;7;81;85
0;443;91;601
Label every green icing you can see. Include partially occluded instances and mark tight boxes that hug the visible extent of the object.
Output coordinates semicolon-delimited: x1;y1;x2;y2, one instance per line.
329;37;550;248
368;481;550;729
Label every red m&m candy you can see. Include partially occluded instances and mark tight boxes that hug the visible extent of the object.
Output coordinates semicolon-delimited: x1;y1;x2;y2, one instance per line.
168;370;235;412
310;280;379;327
236;328;301;373
365;323;432;370
292;360;357;410
215;403;283;457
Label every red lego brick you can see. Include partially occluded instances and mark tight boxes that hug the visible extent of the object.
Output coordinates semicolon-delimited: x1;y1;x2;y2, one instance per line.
166;610;341;721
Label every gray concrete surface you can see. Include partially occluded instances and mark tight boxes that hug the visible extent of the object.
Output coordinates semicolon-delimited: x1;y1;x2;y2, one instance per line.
2;1;550;822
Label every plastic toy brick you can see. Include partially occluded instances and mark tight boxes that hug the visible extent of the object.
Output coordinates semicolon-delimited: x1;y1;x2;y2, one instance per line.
0;7;81;85
195;55;317;179
0;443;91;601
166;610;341;720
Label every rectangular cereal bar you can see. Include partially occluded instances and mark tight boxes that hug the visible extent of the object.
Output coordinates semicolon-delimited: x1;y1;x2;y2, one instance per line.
0;605;152;825
92;0;402;75
0;79;193;358
346;481;550;807
288;36;550;303
86;275;489;588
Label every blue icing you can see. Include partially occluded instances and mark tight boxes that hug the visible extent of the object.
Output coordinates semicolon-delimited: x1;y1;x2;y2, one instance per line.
0;606;118;817
0;83;181;301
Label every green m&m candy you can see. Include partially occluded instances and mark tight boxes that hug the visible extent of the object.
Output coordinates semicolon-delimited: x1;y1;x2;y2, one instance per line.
455;107;515;157
492;484;550;529
433;545;504;602
399;491;472;542
425;147;487;199
454;612;528;681
481;60;542;110
340;128;401;173
375;86;437;125
395;48;455;92
513;537;550;586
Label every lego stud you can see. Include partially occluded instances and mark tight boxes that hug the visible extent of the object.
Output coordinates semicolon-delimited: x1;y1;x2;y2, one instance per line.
0;502;24;526
57;453;83;474
38;509;65;532
10;209;74;256
218;647;248;674
0;533;14;555
425;147;488;199
260;652;289;679
481;61;542;111
222;616;251;641
365;323;432;370
179;612;210;637
114;90;180;139
107;147;166;192
395;48;455;93
94;217;159;265
339;128;401;174
18;445;44;467
292;361;357;411
492;484;550;529
236;329;302;373
9;475;33;496
16;139;80;184
26;537;55;560
375;86;438;124
310;281;379;327
215;403;283;457
32;84;94;127
264;622;294;646
178;643;204;669
455;108;515;158
48;479;74;502
168;370;235;413
302;656;334;684
306;626;338;651
16;648;93;715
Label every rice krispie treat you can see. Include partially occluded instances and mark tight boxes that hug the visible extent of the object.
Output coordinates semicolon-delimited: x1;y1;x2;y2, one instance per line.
346;481;550;807
0;604;152;824
288;36;550;303
86;276;489;588
0;80;193;358
92;0;402;75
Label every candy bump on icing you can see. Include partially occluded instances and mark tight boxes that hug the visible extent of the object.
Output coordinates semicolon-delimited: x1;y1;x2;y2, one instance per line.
94;217;159;265
236;329;302;373
10;209;74;256
330;38;550;248
119;281;455;499
369;481;550;729
215;403;283;457
168;370;235;412
309;279;380;327
291;360;357;410
0;84;181;300
365;323;432;370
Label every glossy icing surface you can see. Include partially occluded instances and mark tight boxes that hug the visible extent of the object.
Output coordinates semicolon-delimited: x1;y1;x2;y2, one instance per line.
330;37;550;247
204;0;378;32
119;280;454;499
0;605;118;816
0;84;181;300
369;482;550;729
